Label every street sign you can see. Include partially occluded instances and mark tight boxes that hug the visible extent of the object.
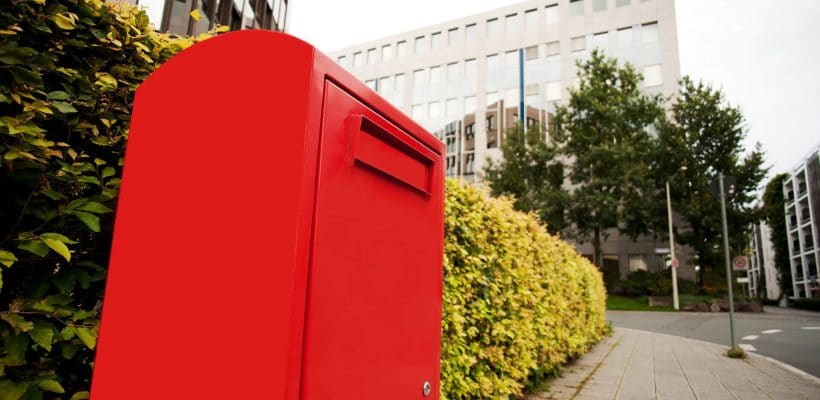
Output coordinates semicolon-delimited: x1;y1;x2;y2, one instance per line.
671;258;679;269
737;277;749;284
733;256;748;270
655;248;670;254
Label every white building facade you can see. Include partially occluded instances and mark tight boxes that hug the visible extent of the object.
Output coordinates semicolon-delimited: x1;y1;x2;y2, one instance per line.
748;221;782;301
783;145;820;299
330;0;688;281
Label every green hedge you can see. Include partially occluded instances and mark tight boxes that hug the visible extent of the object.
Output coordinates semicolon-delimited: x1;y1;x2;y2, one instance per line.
442;180;607;398
0;1;212;397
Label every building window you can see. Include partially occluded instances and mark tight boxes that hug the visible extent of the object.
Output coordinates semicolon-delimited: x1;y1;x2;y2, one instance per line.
413;69;425;88
394;73;405;91
415;36;426;54
545;3;559;24
337;55;348;68
465;23;477;40
486;18;500;36
167;0;194;35
592;31;608;50
445;98;458;118
429;66;441;84
448;28;459;45
431;31;444;50
643;64;662;87
396;40;407;57
571;36;586;52
382;44;393;61
617;26;633;47
616;0;631;6
505;13;519;33
353;51;364;67
546;81;562;101
486;54;500;71
525;9;537;30
570;0;584;17
525;45;539;60
378;76;393;93
428;101;440;119
447;62;460;81
505;50;519;71
592;0;607;12
545;41;560;56
411;104;424;120
464;96;476;113
465;59;477;77
367;48;376;64
642;22;659;43
365;79;376;90
464;153;475;174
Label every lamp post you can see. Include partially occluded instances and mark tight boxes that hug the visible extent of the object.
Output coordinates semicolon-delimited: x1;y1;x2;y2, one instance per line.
666;166;686;311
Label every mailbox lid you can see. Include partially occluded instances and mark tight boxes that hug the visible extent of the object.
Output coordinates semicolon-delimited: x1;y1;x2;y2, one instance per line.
299;80;444;399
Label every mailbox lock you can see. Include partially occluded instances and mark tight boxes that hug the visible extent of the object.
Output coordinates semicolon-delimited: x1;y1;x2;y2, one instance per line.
422;381;432;396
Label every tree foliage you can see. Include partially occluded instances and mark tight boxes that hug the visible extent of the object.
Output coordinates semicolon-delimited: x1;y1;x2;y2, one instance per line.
0;1;213;397
553;50;664;267
654;77;767;284
484;123;568;233
761;173;790;297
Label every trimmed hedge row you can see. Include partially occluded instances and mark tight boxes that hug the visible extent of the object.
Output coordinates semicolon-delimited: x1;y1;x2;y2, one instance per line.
441;180;607;399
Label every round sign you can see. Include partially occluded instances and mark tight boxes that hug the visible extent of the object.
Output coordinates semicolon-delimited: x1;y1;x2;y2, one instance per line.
733;256;748;270
671;258;679;269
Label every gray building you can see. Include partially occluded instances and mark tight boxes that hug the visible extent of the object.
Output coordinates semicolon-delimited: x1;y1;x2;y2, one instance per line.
112;0;289;35
783;144;820;299
329;0;693;281
748;220;782;301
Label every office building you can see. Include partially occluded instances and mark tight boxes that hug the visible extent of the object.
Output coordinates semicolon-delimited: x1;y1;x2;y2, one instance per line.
329;0;689;281
783;144;820;299
112;0;289;35
748;220;781;301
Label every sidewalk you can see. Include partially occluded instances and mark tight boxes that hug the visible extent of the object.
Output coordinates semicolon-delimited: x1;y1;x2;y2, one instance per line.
526;327;820;400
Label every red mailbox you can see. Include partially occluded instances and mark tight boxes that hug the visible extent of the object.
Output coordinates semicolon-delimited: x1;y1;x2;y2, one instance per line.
90;31;445;399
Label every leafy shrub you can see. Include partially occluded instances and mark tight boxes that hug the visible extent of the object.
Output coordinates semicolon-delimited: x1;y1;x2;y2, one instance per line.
0;0;212;397
441;180;607;398
791;298;820;311
621;269;696;297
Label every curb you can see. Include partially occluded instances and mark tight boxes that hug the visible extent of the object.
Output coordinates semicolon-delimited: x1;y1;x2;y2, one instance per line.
616;327;820;386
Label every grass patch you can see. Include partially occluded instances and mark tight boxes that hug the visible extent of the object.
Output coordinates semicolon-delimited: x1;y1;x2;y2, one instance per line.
726;347;747;359
606;295;674;311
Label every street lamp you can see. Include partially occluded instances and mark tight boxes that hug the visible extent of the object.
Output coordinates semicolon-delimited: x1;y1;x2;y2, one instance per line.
666;166;687;311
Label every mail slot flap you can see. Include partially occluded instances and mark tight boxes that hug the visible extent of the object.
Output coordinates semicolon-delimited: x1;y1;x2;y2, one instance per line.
348;114;436;196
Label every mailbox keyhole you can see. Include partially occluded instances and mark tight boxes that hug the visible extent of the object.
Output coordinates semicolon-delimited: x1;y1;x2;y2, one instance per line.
422;381;431;397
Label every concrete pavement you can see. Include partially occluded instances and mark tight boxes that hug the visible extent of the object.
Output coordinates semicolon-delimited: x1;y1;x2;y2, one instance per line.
608;307;820;377
526;327;820;400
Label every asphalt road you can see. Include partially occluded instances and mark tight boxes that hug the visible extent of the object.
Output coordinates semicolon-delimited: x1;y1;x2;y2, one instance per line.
608;307;820;378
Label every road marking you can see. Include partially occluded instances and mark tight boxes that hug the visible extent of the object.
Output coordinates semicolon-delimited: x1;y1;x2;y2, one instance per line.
761;329;781;334
739;344;757;352
802;326;820;330
742;335;759;340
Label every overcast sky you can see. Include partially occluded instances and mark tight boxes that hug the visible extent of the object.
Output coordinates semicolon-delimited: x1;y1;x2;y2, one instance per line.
289;0;820;180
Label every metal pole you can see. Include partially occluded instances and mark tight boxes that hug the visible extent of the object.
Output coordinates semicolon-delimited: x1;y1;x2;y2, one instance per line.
719;172;737;349
519;48;525;136
666;180;679;310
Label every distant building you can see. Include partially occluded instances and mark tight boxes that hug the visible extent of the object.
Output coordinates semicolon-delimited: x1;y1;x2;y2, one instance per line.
783;144;820;299
748;221;781;301
111;0;289;35
328;0;692;281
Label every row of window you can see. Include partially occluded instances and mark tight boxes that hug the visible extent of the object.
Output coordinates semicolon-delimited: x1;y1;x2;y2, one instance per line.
337;0;654;68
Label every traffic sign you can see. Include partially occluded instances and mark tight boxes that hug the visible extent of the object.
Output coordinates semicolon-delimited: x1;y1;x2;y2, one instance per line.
655;247;670;254
733;256;748;270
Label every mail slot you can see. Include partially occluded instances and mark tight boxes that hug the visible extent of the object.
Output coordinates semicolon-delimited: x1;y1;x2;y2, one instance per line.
90;31;445;399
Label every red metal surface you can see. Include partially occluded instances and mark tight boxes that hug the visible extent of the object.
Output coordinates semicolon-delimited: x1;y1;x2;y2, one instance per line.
90;31;444;399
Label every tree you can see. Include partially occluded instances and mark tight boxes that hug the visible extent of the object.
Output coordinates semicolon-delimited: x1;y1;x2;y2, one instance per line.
762;173;791;298
553;50;664;268
0;0;214;396
484;123;568;233
654;77;767;286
